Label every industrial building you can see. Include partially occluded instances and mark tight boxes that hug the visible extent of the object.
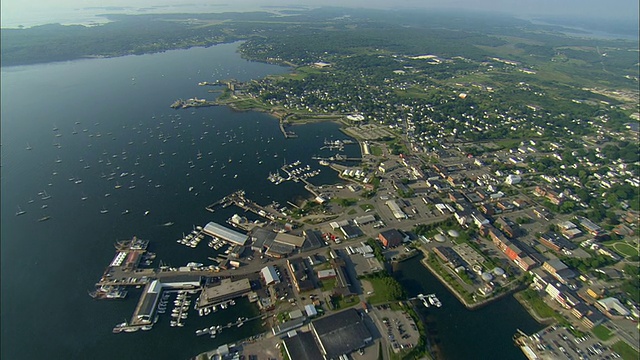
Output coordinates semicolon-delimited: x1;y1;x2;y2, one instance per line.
302;230;324;250
310;308;372;359
385;200;407;219
283;331;324;360
203;222;248;246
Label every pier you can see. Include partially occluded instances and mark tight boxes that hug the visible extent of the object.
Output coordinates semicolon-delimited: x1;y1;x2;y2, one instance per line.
312;154;362;162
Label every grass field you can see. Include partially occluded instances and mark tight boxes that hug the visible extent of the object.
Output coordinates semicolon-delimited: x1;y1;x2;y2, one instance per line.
613;242;639;257
592;324;614;341
612;340;639;360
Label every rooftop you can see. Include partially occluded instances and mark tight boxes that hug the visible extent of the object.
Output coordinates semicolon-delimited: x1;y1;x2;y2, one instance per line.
203;222;248;246
311;308;372;358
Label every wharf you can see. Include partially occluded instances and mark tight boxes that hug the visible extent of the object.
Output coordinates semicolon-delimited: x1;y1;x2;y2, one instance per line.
312;154;362;162
205;190;244;213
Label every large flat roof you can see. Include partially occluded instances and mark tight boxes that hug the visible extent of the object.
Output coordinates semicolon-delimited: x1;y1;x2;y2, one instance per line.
199;278;251;307
311;308;372;358
204;222;248;246
283;331;324;360
274;233;305;247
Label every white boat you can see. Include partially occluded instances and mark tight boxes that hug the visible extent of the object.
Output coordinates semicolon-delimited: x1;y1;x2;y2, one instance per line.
16;206;26;216
41;191;52;200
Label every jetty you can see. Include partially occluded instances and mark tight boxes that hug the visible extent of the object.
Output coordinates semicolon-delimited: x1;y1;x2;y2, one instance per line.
170;97;218;109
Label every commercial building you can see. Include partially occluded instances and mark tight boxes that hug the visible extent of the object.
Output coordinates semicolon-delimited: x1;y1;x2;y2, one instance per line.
310;308;372;358
385;200;407;220
282;331;324;360
261;265;280;285
378;229;403;248
354;215;376;226
287;258;314;292
203;222;248;246
197;278;251;309
302;230;324;250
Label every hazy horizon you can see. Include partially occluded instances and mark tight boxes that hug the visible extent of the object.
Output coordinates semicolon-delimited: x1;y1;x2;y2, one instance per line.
2;0;639;31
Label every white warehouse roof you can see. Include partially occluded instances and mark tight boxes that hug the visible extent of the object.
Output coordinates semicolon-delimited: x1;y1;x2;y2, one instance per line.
261;265;280;285
203;222;248;246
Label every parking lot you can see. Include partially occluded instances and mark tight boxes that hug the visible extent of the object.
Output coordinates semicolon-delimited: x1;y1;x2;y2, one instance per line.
523;325;622;360
372;305;420;353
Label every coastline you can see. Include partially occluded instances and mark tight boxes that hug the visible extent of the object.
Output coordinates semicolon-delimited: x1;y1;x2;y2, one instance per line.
512;291;557;325
418;250;526;311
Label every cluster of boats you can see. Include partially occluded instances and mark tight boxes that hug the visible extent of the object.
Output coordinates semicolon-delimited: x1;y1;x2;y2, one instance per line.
267;160;321;185
169;291;191;327
89;285;128;300
177;226;205;248
156;292;171;314
196;324;224;338
195;315;246;338
208;236;227;251
417;293;442;308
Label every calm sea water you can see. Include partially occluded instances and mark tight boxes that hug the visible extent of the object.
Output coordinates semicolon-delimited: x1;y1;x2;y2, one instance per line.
0;42;359;360
394;256;544;360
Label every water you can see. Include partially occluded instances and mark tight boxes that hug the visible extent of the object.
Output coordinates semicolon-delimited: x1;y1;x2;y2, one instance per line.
0;42;359;360
393;256;544;360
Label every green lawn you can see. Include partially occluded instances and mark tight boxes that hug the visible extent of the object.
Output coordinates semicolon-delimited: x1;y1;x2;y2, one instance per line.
519;289;560;320
320;278;337;292
370;146;383;156
359;204;375;211
592;324;614;341
612;340;639;360
613;242;639;257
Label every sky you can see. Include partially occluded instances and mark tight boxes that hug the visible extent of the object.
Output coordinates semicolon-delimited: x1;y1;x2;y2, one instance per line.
2;0;639;28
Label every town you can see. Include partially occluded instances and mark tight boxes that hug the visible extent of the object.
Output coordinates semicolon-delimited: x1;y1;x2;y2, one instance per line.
88;8;638;360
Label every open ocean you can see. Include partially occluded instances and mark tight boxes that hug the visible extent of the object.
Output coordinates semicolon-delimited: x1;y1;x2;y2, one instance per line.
1;42;542;359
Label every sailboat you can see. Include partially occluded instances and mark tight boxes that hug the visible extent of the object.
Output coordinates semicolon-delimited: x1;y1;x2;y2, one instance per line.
100;207;109;214
16;206;26;216
26;143;32;150
41;191;52;200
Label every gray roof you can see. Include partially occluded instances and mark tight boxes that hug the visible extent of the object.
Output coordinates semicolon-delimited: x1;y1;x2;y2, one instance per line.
138;291;160;318
302;230;323;250
283;331;324;360
251;228;277;249
312;309;371;358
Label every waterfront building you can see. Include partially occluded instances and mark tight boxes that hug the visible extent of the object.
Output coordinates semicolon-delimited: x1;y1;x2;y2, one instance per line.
272;318;305;336
197;278;251;309
203;222;248;246
378;229;403;248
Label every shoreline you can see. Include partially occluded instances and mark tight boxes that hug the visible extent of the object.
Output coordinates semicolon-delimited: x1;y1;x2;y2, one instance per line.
418;250;526;311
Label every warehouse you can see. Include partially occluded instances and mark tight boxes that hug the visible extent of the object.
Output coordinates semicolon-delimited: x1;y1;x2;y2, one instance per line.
203;222;248;246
